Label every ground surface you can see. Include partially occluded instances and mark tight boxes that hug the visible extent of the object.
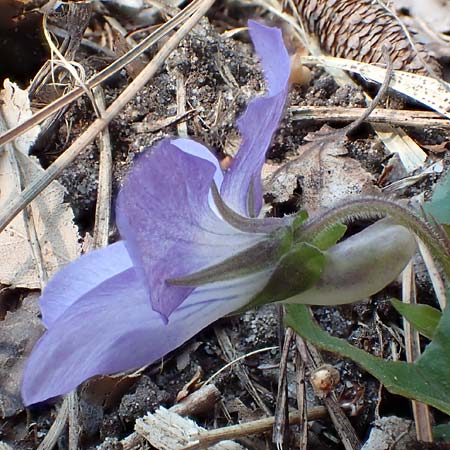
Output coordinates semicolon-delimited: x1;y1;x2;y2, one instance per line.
0;1;449;449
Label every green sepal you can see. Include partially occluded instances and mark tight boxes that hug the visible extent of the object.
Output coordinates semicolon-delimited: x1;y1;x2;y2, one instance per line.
168;233;290;286
245;242;325;309
390;298;442;339
311;223;347;251
292;210;309;228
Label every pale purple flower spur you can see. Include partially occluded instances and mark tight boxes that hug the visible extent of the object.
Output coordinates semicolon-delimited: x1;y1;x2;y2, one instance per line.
21;21;291;405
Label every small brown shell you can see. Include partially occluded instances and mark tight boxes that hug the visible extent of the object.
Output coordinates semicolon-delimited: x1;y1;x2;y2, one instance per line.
310;364;340;397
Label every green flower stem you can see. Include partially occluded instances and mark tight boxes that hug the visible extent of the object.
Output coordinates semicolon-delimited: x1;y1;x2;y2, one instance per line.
295;196;450;281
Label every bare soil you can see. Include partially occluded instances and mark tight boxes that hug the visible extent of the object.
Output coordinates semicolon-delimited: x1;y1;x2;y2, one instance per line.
1;2;449;449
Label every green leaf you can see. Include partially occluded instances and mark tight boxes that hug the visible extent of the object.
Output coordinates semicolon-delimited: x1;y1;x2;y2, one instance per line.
390;299;442;339
415;298;450;400
285;303;450;415
246;243;325;309
424;169;450;225
443;224;450;239
311;223;347;251
433;422;450;442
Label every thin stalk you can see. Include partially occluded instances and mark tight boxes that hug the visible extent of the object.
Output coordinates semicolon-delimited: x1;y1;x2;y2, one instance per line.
296;196;450;280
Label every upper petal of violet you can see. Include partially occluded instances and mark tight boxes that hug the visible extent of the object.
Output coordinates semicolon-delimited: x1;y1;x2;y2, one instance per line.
116;139;268;319
220;21;290;217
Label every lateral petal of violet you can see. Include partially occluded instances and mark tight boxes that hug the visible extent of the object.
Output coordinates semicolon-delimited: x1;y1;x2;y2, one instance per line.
172;138;224;189
40;241;132;328
171;138;224;216
116;139;268;319
221;21;290;217
22;266;272;406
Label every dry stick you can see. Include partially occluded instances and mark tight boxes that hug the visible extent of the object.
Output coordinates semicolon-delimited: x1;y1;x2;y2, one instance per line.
0;0;201;149
289;106;450;129
305;341;361;450
0;0;215;235
214;326;272;416
183;407;327;450
291;47;393;146
295;337;308;450
92;86;113;248
343;45;393;137
67;391;80;450
402;263;434;442
273;327;295;448
176;70;188;136
121;384;221;450
37;399;69;450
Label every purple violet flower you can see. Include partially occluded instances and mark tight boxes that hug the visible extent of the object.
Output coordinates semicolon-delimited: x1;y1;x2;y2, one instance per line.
21;21;291;406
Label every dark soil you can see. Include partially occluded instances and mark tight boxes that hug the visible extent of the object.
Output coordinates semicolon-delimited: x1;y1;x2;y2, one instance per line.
0;1;449;449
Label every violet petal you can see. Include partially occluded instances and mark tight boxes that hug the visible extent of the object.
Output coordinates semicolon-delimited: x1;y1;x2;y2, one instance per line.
22;267;271;405
40;241;132;328
221;21;290;217
116;139;267;319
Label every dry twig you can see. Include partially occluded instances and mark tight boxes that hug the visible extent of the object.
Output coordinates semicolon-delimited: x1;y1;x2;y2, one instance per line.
92;87;113;248
295;337;308;450
273;327;295;448
0;0;215;235
290;106;450;129
183;407;327;450
214;326;272;415
401;263;433;442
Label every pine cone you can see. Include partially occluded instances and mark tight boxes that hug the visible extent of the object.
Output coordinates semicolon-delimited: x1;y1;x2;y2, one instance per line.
292;0;441;75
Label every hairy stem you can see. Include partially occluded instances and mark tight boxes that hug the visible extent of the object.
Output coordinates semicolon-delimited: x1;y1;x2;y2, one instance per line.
295;196;450;281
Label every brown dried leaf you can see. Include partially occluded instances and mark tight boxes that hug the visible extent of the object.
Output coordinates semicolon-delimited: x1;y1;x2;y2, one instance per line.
1;80;40;154
0;152;81;288
263;130;379;212
0;293;44;418
0;81;81;288
175;366;203;403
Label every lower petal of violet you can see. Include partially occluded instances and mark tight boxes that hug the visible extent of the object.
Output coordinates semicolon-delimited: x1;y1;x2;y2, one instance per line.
40;241;132;328
22;264;272;406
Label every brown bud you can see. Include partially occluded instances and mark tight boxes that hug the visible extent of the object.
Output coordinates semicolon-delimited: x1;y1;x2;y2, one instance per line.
290;52;312;86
